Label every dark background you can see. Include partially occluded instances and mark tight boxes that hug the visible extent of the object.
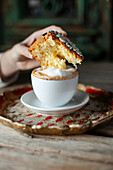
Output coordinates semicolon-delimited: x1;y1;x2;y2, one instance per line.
0;0;113;61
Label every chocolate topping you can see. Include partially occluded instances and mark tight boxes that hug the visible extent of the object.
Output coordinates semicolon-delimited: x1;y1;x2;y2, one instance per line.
42;32;47;36
42;31;83;59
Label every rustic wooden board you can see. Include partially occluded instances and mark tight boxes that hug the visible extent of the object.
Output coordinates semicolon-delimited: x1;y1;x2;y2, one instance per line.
0;123;113;170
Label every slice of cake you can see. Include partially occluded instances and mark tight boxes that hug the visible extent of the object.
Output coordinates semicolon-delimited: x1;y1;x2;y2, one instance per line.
29;31;84;69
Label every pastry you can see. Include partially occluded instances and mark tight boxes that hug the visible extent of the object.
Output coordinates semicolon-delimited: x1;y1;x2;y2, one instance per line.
29;31;83;69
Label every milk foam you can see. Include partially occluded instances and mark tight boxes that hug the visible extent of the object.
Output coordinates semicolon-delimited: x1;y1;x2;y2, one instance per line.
36;67;76;77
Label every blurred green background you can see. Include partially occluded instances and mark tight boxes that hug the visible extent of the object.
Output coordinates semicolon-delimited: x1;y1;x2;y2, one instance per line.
0;0;113;61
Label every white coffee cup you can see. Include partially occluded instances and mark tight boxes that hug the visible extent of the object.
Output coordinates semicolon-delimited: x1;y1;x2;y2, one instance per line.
31;71;78;107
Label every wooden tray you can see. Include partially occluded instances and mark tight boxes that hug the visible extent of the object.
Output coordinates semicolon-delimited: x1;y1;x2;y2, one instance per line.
0;84;113;135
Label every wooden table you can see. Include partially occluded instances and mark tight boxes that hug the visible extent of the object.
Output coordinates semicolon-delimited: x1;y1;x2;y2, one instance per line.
0;62;113;170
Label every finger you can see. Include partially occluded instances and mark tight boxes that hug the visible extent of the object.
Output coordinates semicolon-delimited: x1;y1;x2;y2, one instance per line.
22;25;67;47
41;25;67;36
15;44;33;59
22;34;37;47
17;59;40;70
33;25;67;41
52;26;67;36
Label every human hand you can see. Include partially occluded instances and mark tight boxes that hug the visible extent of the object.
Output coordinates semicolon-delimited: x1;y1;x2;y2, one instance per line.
0;25;67;80
11;25;67;70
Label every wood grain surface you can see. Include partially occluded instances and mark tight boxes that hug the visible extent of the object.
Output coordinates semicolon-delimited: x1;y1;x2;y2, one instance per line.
0;62;113;170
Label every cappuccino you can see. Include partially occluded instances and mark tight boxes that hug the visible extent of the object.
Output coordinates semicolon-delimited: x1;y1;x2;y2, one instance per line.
32;67;78;80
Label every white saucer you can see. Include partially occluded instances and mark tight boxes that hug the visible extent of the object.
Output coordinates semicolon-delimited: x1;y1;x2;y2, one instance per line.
21;90;89;116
